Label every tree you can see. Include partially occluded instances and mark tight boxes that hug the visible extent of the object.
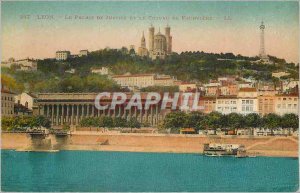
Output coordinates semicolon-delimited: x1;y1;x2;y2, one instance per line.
114;117;128;128
163;111;187;132
127;118;141;131
102;117;114;128
203;111;223;129
1;116;14;131
281;114;299;133
244;113;261;135
244;113;261;128
263;113;282;135
224;113;244;130
184;111;205;131
62;124;70;131
34;115;51;128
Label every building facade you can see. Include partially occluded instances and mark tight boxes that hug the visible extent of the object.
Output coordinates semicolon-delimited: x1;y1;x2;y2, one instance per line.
275;94;298;116
216;96;238;114
148;25;172;60
15;92;37;110
79;50;88;57
112;73;176;90
91;67;110;75
237;88;258;115
1;89;15;117
199;97;216;114
56;51;71;60
33;93;170;126
1;58;37;71
258;95;275;116
112;74;156;89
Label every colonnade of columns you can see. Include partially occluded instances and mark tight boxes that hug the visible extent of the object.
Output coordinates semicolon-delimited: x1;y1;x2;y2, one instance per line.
38;103;163;126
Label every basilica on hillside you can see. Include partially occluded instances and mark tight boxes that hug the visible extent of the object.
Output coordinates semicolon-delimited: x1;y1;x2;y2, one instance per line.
137;25;172;60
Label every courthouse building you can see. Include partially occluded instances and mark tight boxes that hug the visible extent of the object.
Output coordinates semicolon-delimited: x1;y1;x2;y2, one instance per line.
33;93;170;126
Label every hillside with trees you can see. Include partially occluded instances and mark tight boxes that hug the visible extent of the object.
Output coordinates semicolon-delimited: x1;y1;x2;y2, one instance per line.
2;48;298;94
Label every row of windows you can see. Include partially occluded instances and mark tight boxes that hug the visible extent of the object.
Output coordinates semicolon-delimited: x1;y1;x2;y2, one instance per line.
204;101;216;104
277;104;297;109
242;106;253;111
1;96;14;101
278;97;297;101
1;102;14;108
1;110;14;114
242;100;254;104
217;107;237;110
217;100;237;104
259;99;274;102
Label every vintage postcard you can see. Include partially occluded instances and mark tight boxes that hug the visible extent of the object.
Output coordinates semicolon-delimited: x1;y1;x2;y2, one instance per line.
1;1;299;192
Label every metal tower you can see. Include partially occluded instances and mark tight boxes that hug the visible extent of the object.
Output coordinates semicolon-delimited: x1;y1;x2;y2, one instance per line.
259;21;268;60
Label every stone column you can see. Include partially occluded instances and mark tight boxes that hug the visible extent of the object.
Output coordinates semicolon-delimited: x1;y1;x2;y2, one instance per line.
76;104;79;125
81;104;85;119
51;105;54;125
145;107;148;124
46;105;50;118
87;104;90;117
150;105;154;126
123;106;126;119
92;105;95;117
60;104;65;125
118;105;121;117
44;105;47;117
66;104;69;124
134;107;137;118
71;104;74;125
113;106;116;117
140;108;143;122
156;104;159;125
56;104;59;125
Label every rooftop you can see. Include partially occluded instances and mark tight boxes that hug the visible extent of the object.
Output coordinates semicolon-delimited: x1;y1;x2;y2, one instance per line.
239;87;257;92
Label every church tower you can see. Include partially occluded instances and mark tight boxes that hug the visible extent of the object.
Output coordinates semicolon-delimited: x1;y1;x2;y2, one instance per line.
165;25;172;54
149;25;155;54
141;31;146;48
137;31;148;57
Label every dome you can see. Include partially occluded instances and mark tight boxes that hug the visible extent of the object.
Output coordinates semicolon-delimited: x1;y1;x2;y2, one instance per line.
154;32;166;40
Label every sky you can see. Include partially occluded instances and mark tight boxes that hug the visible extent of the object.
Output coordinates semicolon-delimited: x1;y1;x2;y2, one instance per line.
1;1;299;63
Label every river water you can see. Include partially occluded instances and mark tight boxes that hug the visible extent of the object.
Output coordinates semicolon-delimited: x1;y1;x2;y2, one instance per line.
1;150;299;192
